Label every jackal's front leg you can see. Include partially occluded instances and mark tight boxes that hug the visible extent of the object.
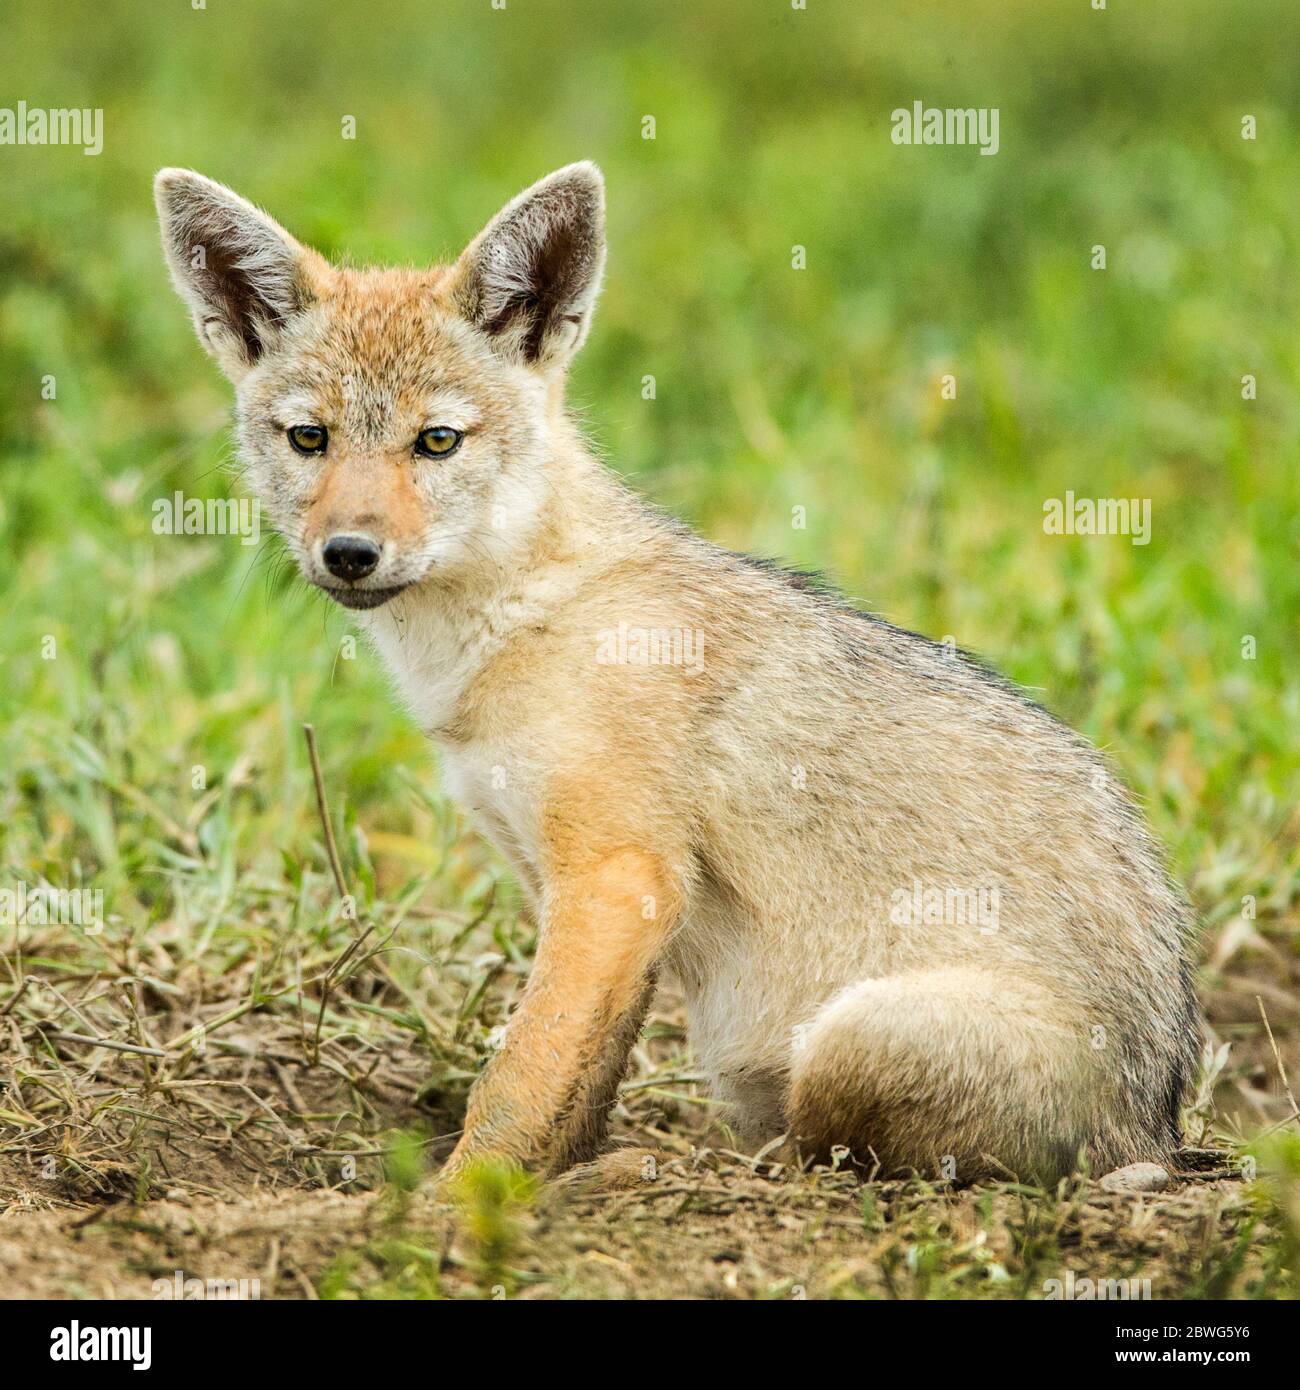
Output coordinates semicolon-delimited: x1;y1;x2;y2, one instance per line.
441;847;681;1179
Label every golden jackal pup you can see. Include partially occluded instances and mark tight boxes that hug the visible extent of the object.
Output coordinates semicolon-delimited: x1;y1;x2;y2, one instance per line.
156;164;1200;1183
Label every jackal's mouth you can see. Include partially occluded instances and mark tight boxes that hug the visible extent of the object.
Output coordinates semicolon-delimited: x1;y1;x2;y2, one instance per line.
320;583;410;611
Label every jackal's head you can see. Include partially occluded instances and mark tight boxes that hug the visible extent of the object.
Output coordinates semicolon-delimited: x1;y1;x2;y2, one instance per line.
154;164;605;609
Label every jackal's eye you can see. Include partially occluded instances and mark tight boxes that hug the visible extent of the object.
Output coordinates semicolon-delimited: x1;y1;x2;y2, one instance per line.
287;424;328;455
414;426;463;459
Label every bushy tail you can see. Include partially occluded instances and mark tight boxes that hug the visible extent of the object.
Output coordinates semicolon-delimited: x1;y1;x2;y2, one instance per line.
787;966;1170;1183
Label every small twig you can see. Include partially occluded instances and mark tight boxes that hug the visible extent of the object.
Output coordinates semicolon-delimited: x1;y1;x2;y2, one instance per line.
302;723;373;1066
442;883;496;959
41;982;102;1038
303;723;349;902
44;1030;167;1059
0;977;31;1017
121;982;159;1085
166;992;289;1053
270;1061;307;1117
1256;996;1299;1119
620;1071;708;1095
325;919;380;987
67;1201;126;1231
1256;1108;1300;1140
162;953;360;1057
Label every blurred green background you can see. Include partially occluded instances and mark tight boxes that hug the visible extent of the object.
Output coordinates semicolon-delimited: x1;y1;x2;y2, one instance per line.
0;0;1297;1051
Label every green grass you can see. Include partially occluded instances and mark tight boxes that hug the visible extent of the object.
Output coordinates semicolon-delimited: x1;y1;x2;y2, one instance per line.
0;0;1298;1299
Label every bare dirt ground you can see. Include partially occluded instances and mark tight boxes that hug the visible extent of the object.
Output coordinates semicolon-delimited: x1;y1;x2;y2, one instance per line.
0;1158;1261;1302
1;983;1294;1300
3;854;1299;1302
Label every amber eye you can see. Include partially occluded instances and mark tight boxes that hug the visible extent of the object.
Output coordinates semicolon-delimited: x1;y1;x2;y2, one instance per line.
414;426;463;459
287;424;328;455
287;425;328;458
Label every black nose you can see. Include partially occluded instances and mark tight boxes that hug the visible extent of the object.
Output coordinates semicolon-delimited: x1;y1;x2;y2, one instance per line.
322;533;381;581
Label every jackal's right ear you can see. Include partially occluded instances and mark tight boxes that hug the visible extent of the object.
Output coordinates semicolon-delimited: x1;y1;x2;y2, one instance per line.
154;169;323;381
448;162;606;373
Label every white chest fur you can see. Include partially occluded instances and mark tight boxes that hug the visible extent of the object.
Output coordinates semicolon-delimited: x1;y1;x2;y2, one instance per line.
441;744;543;891
360;598;490;735
359;592;547;897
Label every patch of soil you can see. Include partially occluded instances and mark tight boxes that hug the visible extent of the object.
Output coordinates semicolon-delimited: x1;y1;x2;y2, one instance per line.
0;1153;1261;1301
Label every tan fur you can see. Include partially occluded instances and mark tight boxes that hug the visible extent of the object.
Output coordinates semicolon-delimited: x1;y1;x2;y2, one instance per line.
156;163;1202;1184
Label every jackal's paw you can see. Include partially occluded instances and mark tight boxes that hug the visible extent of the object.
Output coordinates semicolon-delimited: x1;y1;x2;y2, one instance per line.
421;1145;532;1207
553;1146;667;1192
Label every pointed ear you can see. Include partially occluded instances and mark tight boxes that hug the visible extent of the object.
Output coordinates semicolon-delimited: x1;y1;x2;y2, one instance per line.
154;169;322;381
449;162;606;372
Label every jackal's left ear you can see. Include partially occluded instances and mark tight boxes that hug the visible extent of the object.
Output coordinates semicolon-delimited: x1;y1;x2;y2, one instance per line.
449;162;606;372
154;169;324;382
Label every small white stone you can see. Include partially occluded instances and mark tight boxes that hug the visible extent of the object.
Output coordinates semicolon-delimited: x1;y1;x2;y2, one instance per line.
1100;1162;1169;1194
